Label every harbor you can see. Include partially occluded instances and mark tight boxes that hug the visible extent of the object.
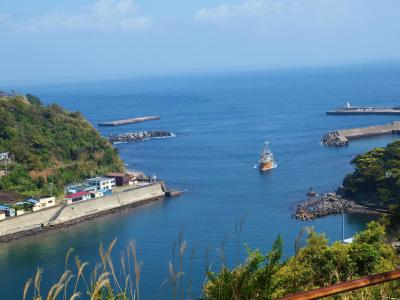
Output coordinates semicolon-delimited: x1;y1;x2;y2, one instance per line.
98;116;160;126
322;121;400;146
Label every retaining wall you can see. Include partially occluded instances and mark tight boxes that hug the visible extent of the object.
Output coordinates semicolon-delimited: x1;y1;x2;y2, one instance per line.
0;183;165;237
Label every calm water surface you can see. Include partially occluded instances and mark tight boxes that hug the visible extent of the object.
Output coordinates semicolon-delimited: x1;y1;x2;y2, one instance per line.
1;65;400;298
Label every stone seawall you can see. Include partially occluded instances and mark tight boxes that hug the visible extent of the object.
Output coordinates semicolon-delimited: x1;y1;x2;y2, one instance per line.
0;183;165;239
322;121;400;147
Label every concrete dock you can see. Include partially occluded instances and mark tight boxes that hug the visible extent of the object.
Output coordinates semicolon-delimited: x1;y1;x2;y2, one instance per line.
322;121;400;146
98;116;160;127
327;106;400;115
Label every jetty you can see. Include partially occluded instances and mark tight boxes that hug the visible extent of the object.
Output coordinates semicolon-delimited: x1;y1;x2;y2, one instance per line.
322;121;400;147
327;102;400;115
108;130;175;144
98;116;160;127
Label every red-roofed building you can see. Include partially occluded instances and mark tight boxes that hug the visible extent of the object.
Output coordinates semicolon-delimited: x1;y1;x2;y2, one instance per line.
65;191;91;204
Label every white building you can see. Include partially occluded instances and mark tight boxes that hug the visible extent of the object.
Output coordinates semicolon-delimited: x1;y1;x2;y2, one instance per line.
38;196;56;208
0;211;5;220
0;152;8;161
86;177;116;190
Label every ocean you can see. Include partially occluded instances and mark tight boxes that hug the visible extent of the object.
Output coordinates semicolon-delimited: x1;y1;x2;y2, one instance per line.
1;64;400;299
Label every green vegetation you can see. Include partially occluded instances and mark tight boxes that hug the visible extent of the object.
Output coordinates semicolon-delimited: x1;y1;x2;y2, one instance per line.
23;222;400;300
204;222;399;299
0;93;123;197
343;140;400;206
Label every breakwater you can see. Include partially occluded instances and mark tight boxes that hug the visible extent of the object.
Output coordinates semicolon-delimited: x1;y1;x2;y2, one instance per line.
322;121;400;147
98;116;160;126
327;107;400;115
0;183;166;242
294;192;380;221
109;131;175;144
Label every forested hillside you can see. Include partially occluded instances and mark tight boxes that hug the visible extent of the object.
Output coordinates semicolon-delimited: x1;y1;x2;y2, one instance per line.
0;94;124;197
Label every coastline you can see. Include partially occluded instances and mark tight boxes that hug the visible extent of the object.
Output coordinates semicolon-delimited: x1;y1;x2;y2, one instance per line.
0;182;176;243
0;194;165;243
294;192;384;221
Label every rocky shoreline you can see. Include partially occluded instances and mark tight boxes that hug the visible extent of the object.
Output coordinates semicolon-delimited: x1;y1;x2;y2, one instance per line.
294;191;382;221
321;131;348;147
108;130;175;144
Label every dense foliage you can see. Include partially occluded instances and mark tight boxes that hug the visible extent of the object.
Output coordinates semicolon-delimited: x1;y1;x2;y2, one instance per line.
343;141;400;206
204;222;400;299
0;94;123;197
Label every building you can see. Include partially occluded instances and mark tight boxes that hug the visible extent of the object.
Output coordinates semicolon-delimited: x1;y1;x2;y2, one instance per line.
66;183;97;194
26;199;41;212
0;211;5;220
98;189;113;196
90;190;104;199
65;191;91;204
107;172;135;186
86;177;116;190
0;152;9;161
0;205;15;217
38;196;56;208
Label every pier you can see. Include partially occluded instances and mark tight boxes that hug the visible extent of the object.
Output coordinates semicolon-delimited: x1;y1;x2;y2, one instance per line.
326;103;400;115
98;116;160;127
322;121;400;147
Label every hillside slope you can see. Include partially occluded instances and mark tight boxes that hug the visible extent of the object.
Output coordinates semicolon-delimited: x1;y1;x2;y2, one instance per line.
0;94;124;197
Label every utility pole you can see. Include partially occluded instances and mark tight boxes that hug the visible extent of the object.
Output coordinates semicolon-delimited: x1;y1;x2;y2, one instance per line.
49;183;54;196
341;205;345;243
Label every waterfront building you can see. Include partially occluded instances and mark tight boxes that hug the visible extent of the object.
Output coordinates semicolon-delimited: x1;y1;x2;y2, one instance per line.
0;211;5;220
26;199;41;211
107;172;135;186
66;183;97;194
98;189;112;196
38;196;56;208
90;190;104;198
0;206;15;217
65;191;91;204
86;177;116;190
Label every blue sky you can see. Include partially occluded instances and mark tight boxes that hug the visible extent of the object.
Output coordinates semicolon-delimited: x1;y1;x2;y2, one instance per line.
1;0;400;83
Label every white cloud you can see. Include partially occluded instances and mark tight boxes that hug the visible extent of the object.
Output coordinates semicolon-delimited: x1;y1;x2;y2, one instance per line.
8;0;152;34
195;0;283;22
195;0;349;23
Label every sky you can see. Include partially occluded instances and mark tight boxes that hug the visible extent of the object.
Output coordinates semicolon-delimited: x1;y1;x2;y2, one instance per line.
1;0;400;83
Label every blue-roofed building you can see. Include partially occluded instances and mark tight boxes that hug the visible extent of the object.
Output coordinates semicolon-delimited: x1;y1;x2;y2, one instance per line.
98;189;112;196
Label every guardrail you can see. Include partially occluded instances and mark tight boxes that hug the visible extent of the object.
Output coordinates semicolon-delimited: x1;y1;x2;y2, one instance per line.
278;269;400;299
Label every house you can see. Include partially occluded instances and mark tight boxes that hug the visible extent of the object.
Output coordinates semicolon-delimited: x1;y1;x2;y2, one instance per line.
26;199;41;212
98;189;113;196
90;190;104;198
86;177;116;190
66;183;97;194
0;152;9;161
0;211;5;220
38;196;56;208
106;172;135;186
65;191;91;204
0;205;15;217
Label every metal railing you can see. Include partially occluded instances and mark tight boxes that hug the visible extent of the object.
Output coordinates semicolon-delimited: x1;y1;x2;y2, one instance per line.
278;269;400;300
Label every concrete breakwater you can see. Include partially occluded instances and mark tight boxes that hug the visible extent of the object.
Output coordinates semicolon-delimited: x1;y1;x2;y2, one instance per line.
322;121;400;147
98;116;160;126
0;183;166;242
294;192;380;221
109;131;175;144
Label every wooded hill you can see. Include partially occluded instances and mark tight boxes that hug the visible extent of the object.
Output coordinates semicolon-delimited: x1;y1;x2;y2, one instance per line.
0;94;124;197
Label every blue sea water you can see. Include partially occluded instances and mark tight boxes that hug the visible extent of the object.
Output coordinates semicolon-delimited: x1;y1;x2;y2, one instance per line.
1;64;400;299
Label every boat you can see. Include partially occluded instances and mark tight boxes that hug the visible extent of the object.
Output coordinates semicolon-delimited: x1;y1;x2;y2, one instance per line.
258;141;277;171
